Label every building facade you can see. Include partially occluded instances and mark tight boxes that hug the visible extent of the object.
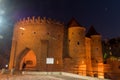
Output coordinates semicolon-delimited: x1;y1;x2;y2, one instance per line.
9;16;104;77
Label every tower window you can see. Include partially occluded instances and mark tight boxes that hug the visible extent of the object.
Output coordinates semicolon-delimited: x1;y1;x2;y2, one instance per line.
21;33;24;35
33;32;36;34
104;61;107;64
118;66;120;69
47;32;49;35
69;40;70;42
77;42;80;45
96;60;98;63
96;48;98;51
58;34;60;37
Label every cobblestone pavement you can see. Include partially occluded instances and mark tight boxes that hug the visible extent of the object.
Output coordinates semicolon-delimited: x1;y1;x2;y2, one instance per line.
0;74;85;80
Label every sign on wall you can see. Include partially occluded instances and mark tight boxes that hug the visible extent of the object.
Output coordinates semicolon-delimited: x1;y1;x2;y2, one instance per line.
46;58;54;64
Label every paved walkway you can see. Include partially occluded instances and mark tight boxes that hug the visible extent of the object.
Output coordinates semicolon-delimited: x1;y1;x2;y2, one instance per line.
0;74;85;80
0;75;62;80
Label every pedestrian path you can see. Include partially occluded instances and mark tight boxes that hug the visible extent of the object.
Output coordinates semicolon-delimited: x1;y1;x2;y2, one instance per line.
0;74;85;80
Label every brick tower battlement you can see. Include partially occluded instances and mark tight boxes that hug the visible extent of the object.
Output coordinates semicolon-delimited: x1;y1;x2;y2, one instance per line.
15;16;64;27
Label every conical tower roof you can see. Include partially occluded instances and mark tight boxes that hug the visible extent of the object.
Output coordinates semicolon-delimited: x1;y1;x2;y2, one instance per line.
86;25;100;38
67;17;83;28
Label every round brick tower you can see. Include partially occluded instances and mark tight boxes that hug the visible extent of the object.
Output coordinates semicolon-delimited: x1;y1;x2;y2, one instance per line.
67;18;86;75
86;26;103;64
86;26;103;77
91;35;103;63
9;16;64;71
91;34;104;77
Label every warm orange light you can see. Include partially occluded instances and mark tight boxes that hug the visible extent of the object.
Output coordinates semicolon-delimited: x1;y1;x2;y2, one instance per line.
98;63;104;78
20;50;36;70
56;60;59;64
78;64;86;76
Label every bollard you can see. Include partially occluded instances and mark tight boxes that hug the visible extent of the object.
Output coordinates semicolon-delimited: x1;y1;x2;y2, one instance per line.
1;68;5;74
11;68;15;75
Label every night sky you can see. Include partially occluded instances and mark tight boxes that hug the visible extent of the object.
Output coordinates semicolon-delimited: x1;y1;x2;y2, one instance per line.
0;0;120;55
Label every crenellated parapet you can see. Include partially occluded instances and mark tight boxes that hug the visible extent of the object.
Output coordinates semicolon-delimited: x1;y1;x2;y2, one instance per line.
15;16;64;26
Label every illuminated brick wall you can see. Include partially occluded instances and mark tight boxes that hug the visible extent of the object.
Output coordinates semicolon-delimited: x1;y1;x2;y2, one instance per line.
9;17;64;71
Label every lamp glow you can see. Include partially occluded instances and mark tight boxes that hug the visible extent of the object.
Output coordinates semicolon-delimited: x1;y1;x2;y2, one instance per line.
0;10;5;14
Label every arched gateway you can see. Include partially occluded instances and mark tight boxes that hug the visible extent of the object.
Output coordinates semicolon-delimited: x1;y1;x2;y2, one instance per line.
16;48;37;70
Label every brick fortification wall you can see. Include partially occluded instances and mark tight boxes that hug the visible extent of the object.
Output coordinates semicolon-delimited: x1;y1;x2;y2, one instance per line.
9;17;108;78
9;16;64;71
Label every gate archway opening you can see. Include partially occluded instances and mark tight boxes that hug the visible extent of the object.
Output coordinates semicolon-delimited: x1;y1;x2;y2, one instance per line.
19;50;37;70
